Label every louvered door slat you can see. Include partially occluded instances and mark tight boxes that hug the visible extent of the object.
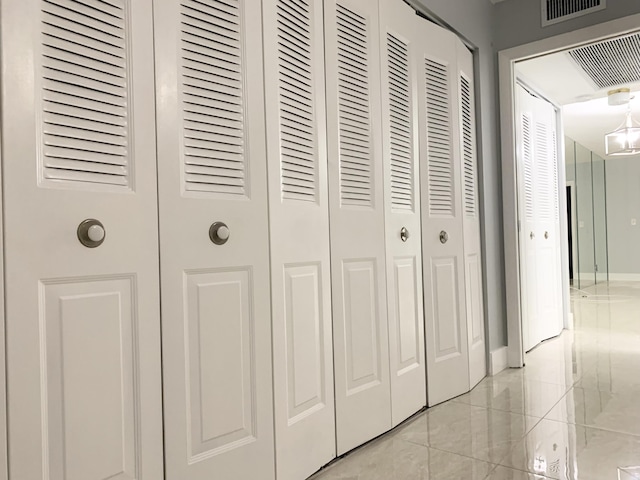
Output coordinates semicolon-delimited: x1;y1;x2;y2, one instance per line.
522;114;535;221
535;122;552;221
41;0;130;187
425;57;453;217
337;3;372;207
461;74;477;217
552;132;559;220
181;0;246;196
276;0;317;202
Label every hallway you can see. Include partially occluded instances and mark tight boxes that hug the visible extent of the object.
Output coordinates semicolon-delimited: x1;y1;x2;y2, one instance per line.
311;282;640;479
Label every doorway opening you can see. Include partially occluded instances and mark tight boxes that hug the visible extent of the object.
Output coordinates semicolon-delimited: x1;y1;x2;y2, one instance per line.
499;13;640;367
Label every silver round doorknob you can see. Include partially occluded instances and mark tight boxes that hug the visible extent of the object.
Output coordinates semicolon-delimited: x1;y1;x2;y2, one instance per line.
209;222;230;245
77;219;106;248
530;231;535;240
439;230;449;244
400;227;409;242
544;231;549;239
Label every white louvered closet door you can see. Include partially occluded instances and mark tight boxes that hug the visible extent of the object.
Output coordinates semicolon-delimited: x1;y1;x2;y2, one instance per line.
262;0;336;479
418;24;470;407
516;85;541;353
154;1;275;479
324;0;392;455
457;40;486;389
2;1;163;479
379;0;427;425
531;92;563;346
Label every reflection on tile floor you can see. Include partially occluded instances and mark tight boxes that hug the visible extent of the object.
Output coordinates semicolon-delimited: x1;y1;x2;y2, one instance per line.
310;282;640;479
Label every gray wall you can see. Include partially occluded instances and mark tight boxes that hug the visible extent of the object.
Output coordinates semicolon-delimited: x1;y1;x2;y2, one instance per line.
605;157;640;275
416;0;506;350
494;0;640;51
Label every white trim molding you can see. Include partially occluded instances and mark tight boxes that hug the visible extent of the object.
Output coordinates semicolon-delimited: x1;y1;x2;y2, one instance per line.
489;346;509;376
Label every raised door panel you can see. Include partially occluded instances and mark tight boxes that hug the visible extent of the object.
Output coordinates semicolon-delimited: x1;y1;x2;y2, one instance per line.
379;0;426;425
284;264;327;421
184;269;256;460
457;42;486;387
263;0;335;477
43;278;137;480
2;1;163;478
324;0;391;455
417;23;469;406
154;0;274;478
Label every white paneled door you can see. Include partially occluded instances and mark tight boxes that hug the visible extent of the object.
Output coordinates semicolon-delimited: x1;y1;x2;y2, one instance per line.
457;41;487;389
325;0;392;455
263;0;336;478
516;85;563;352
379;0;427;425
418;23;470;407
154;1;275;479
2;1;163;479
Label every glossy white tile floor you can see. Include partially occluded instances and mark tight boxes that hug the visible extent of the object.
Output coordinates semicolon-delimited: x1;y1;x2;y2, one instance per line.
311;281;640;479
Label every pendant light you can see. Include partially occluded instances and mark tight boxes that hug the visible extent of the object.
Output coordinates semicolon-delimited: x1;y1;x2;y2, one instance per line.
605;88;640;156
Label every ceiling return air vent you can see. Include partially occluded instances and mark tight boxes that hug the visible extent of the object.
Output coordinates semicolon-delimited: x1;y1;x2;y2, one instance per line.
542;0;606;27
568;33;640;89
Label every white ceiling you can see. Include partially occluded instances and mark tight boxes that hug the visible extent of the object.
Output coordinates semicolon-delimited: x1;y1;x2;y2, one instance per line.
515;49;640;160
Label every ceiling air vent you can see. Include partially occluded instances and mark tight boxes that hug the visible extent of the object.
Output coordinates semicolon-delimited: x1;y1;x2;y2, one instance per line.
568;33;640;89
542;0;606;27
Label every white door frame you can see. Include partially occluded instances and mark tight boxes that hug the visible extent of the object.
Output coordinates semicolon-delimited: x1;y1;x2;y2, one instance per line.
499;13;640;367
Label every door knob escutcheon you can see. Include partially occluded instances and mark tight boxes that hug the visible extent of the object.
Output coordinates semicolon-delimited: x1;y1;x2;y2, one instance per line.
209;222;230;245
77;219;106;248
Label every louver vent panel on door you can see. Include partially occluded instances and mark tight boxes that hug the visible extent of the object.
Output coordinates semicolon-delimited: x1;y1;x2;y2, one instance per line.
522;114;534;221
181;0;247;196
552;132;559;221
41;0;130;187
568;33;640;89
542;0;605;27
460;75;476;217
277;0;317;202
425;58;453;217
387;33;413;211
535;122;553;221
337;3;372;208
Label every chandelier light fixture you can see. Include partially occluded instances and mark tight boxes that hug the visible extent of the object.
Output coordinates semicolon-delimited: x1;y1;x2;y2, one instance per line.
605;88;640;156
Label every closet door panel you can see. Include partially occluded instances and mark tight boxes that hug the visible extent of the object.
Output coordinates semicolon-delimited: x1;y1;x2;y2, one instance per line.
516;87;541;352
457;42;486;388
2;1;163;478
418;25;470;407
379;0;427;425
263;0;336;478
325;0;391;455
154;1;275;478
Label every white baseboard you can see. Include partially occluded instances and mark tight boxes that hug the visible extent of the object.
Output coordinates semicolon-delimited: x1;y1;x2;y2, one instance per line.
489;346;508;376
608;273;640;281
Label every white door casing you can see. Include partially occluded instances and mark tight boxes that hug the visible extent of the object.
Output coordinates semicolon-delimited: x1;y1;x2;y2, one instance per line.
263;0;336;478
419;22;470;407
379;0;427;425
324;0;392;455
154;1;275;479
2;1;163;478
457;40;487;389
